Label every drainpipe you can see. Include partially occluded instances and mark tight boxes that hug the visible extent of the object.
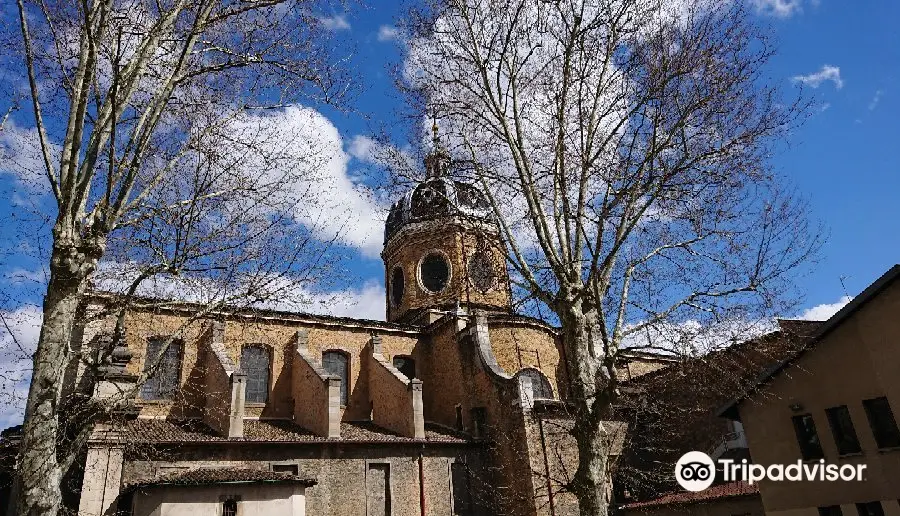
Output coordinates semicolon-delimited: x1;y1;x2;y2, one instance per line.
537;417;556;516
419;446;426;516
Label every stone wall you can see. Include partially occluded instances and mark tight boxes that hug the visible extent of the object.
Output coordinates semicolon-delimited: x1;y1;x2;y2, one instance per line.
292;330;340;438
123;445;481;516
110;308;419;421
383;221;512;322
487;319;568;399
200;322;239;436
367;336;425;438
132;483;306;516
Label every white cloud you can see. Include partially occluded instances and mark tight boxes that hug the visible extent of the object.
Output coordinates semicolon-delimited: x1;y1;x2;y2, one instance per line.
301;281;385;321
319;14;350;31
869;90;883;111
750;0;803;18
377;25;401;42
214;107;385;257
0;121;58;194
2;267;46;286
0;304;42;429
819;102;831;112
796;296;852;321
348;135;379;163
94;260;388;321
792;65;844;90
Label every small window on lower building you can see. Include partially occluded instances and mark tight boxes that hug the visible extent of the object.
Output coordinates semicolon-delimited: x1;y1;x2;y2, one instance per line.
367;463;391;516
856;502;884;516
222;498;238;516
863;397;900;449
455;405;464;431
819;506;843;516
791;414;825;460
272;463;299;475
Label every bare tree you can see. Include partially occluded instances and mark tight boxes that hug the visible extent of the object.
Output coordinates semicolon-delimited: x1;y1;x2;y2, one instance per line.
3;0;354;513
400;0;821;514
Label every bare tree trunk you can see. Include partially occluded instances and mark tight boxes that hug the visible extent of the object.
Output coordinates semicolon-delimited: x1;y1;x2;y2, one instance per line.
560;303;612;516
17;230;96;516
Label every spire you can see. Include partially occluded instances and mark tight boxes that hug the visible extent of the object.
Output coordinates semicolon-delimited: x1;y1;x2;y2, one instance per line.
432;116;440;150
425;117;450;178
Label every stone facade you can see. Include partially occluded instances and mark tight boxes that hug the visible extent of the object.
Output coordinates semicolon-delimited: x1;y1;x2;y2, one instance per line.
65;158;676;516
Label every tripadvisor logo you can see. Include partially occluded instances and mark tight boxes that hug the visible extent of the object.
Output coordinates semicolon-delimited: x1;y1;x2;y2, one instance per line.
675;451;867;492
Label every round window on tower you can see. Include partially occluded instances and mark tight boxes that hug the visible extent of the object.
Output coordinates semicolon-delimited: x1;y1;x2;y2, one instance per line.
419;252;451;293
390;267;405;307
468;250;495;293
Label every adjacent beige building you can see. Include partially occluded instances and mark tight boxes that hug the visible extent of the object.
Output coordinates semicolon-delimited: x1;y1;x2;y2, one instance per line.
721;265;900;516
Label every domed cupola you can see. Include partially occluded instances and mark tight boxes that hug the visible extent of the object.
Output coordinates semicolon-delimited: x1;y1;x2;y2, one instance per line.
384;149;493;245
381;126;511;323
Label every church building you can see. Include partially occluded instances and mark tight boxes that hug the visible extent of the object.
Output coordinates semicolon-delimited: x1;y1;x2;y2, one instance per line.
69;143;669;516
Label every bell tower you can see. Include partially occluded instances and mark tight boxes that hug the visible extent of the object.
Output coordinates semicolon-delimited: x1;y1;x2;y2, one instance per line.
382;129;512;323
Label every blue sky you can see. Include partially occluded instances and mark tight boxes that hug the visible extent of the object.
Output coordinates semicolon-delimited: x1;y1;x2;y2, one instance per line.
312;0;900;320
1;0;898;339
0;0;896;427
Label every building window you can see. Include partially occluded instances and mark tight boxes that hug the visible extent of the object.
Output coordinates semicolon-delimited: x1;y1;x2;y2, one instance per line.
140;337;182;400
366;463;391;516
856;502;884;516
468;250;495;293
272;463;299;475
222;498;238;516
791;414;824;460
520;369;554;400
455;405;464;431
471;407;487;438
420;252;450;293
826;405;862;455
241;345;270;403
451;462;474;515
863;397;900;449
390;267;405;307
392;355;416;379
322;351;349;406
819;507;843;516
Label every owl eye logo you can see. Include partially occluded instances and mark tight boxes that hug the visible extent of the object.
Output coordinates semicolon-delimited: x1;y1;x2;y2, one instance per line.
674;451;716;491
678;462;712;481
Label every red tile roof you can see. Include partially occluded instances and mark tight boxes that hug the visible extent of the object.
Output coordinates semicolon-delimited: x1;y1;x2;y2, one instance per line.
621;481;759;510
122;418;471;444
129;467;316;488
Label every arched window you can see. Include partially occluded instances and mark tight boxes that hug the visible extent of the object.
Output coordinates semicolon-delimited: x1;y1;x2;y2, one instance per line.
322;351;349;406
520;369;554;400
390;267;405;307
392;355;416;379
241;345;270;403
141;337;182;400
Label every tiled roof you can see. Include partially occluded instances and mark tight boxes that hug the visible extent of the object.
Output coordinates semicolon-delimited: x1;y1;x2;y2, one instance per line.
123;418;471;444
129;467;316;488
621;481;759;509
